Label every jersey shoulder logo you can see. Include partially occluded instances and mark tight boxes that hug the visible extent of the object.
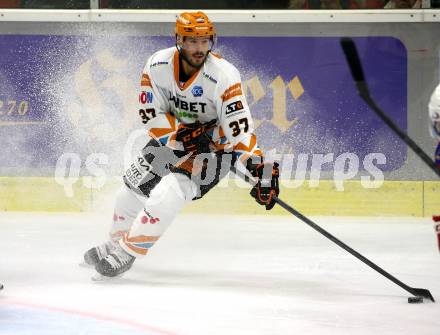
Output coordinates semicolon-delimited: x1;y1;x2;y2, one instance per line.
226;100;244;115
192;86;204;97
150;61;168;68
203;72;218;84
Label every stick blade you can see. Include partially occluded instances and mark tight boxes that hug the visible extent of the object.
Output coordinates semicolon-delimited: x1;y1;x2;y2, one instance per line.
411;288;435;302
340;37;365;83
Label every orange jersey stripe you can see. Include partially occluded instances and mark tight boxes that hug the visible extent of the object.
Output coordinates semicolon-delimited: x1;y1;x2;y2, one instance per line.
233;134;263;162
125;243;149;256
210;52;222;59
218;126;225;138
223;83;241;94
233;133;258;153
149;113;178;139
141;73;152;87
221;83;243;102
174;155;206;175
124;235;160;243
122;234;160;256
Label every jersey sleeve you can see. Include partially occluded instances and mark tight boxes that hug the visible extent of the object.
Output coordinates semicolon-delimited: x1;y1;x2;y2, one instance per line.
215;65;263;166
138;56;182;150
429;84;440;140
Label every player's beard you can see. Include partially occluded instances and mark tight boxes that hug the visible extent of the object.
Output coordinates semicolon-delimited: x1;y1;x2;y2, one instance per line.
181;49;208;69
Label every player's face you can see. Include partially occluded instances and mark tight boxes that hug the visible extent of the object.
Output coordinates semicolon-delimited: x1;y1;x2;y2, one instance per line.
181;36;211;68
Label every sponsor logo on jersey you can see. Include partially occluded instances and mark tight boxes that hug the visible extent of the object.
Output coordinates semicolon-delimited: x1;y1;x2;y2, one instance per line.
139;91;153;104
125;156;152;188
113;213;126;222
146;92;153;103
225;100;244;115
141;209;161;225
140;215;160;224
192;85;204;97
150;61;168;68
203;72;218;84
178;111;198;119
169;94;207;114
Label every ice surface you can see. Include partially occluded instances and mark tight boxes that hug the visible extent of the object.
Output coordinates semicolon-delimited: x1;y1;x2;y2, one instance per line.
0;212;439;335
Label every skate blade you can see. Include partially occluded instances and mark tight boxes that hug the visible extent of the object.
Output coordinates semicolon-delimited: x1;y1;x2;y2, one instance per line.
91;272;124;282
79;261;94;268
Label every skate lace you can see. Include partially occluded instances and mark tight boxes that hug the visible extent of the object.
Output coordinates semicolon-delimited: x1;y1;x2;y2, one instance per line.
97;241;114;258
103;241;115;252
106;249;132;269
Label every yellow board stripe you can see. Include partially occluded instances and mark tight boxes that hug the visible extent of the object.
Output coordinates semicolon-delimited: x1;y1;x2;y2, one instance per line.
0;177;438;217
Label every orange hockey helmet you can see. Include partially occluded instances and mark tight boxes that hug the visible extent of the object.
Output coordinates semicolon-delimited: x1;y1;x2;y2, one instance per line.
175;11;216;38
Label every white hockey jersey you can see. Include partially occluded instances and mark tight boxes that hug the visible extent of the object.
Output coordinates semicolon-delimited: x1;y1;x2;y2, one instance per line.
138;47;262;164
429;84;440;140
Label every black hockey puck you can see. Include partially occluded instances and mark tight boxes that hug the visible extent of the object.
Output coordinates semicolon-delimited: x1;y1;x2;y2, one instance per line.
0;284;3;290
408;296;423;304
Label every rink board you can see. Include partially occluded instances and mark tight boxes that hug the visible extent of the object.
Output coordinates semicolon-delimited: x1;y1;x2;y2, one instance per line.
0;177;438;217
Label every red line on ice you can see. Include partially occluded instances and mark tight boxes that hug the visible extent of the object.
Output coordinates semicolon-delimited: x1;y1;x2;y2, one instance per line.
0;299;180;335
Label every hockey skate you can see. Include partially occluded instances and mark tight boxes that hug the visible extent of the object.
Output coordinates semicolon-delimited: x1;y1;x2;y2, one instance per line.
83;240;117;267
92;244;135;281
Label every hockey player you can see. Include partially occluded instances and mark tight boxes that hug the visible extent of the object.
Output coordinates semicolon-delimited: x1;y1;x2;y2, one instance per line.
83;11;280;279
428;84;440;252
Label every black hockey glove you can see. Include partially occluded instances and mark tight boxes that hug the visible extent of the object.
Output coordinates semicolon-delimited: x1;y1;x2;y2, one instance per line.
250;162;280;210
175;120;217;155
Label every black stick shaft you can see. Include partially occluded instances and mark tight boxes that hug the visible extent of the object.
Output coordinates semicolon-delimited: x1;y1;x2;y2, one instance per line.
273;195;419;296
359;84;440;177
341;38;440;178
231;166;434;301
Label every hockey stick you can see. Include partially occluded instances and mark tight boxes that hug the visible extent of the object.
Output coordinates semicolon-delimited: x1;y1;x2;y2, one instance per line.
231;166;435;302
340;37;440;178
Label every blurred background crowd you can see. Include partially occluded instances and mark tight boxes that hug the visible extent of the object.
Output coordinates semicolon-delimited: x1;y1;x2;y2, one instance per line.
0;0;439;9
